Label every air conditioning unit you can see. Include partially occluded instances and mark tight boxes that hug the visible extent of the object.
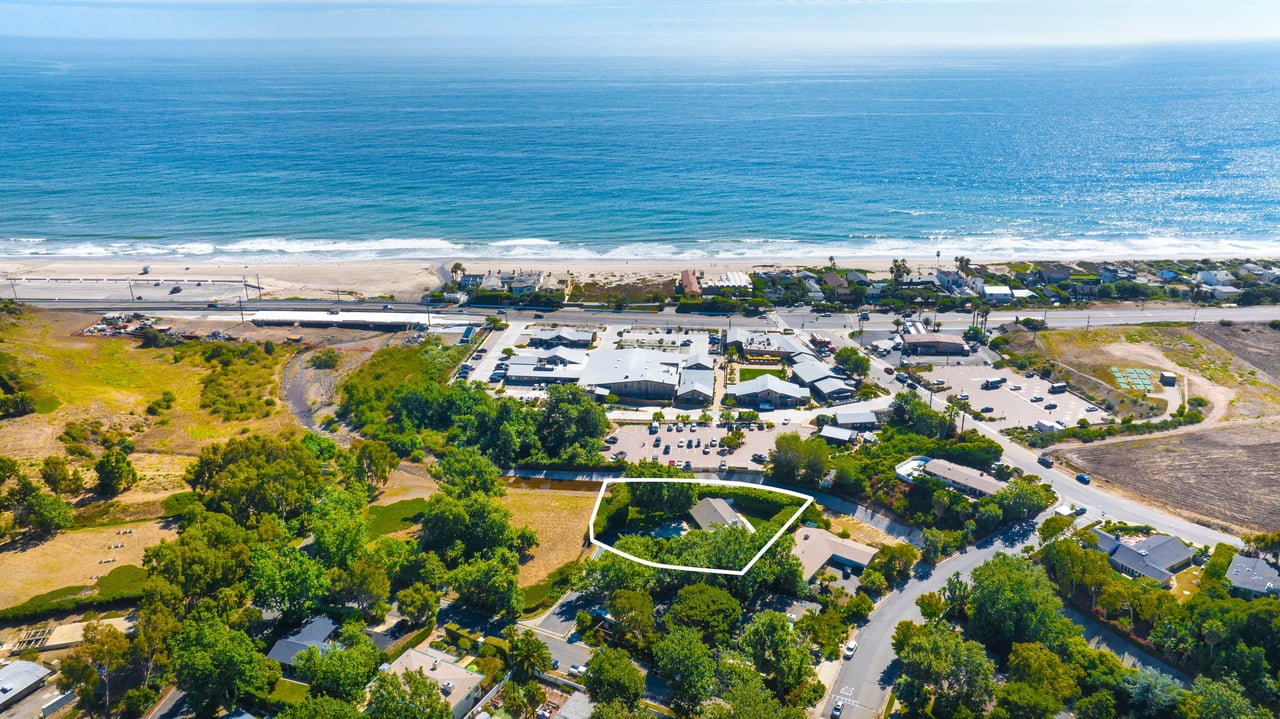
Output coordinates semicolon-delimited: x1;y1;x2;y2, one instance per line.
442;681;455;695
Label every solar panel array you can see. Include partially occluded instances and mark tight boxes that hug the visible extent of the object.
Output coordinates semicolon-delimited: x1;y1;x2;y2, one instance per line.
1111;366;1155;392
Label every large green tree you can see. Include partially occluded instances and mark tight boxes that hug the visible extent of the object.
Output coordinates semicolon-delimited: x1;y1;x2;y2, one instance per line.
248;544;328;620
584;646;646;709
833;347;871;377
665;583;743;647
366;669;453;719
740;611;820;703
966;553;1076;653
893;620;996;718
170;616;280;714
536;384;610;462
95;448;138;498
185;435;325;521
654;627;717;716
503;626;553;682
435;445;504;498
276;697;363;719
295;622;384;702
58;622;131;718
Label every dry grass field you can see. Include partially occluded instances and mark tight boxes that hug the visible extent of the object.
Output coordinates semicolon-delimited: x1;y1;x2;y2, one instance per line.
1193;322;1280;384
823;511;901;549
0;518;177;609
499;482;601;587
0;308;299;463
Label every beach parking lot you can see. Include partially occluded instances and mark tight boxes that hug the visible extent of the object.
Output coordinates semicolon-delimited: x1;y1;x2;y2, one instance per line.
923;365;1106;429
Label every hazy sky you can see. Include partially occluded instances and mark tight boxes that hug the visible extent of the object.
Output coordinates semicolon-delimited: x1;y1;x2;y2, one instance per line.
4;0;1280;54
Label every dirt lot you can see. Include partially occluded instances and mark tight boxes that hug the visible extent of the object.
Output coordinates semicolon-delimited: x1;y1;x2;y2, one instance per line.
1193;322;1280;384
1063;419;1280;534
823;510;900;548
499;480;601;587
0;519;177;609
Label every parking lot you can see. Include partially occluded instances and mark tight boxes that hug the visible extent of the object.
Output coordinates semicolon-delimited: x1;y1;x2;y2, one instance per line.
617;326;715;358
922;364;1108;430
606;420;813;471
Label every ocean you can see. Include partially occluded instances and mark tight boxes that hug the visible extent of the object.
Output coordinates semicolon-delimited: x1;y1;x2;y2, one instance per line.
1;41;1279;262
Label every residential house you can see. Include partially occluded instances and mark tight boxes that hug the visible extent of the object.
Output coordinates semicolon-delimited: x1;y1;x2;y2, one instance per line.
844;270;871;287
267;617;338;677
1099;265;1136;284
1195;270;1236;287
981;285;1014;304
895;456;1003;498
1015;270;1043;287
791;527;878;581
384;647;486;719
459;273;487;289
508;272;545;296
725;374;810;409
901;273;941;289
1226;555;1280;598
935;270;966;292
1039;265;1073;285
1089;529;1195;586
1241;263;1280;283
1211;285;1244;300
1156;269;1181;282
679;269;702;298
822;272;856;302
557;692;597;719
690;497;755;533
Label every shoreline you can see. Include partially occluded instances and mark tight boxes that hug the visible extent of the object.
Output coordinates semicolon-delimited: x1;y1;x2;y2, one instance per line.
3;254;1277;302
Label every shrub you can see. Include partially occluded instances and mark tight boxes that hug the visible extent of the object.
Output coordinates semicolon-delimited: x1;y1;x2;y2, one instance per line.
309;348;341;370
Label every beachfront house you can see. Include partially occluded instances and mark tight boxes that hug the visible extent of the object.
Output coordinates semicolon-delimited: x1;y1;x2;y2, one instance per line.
1195;270;1236;287
935;270;965;291
679;269;702;298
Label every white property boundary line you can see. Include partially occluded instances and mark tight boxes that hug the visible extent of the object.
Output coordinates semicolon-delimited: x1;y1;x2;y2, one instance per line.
587;478;813;576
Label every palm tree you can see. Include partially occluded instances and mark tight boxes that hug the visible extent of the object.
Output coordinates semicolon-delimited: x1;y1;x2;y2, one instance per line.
890;258;911;285
503;627;553;682
501;682;533;718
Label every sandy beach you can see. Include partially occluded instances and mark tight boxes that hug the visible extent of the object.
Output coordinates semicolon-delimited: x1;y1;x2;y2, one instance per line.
2;254;1275;302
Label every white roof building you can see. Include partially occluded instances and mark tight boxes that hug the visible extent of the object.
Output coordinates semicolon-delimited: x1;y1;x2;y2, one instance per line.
384;647;486;719
579;348;683;400
725;374;810;408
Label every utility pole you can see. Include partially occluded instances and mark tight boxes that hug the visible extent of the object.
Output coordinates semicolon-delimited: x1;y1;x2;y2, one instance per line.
126;279;134;301
256;274;262;301
238;298;245;324
9;279;17;301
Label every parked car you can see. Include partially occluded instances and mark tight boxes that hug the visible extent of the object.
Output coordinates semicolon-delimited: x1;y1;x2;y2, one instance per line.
957;393;969;400
843;640;859;660
832;698;844;717
568;664;587;678
980;406;994;413
1010;384;1022;391
677;439;685;449
719;460;728;470
1044;402;1058;410
782;417;791;425
663;445;671;455
683;460;693;469
1030;395;1044;402
605;435;620;445
653;437;662;447
751;453;767;463
1085;405;1099;412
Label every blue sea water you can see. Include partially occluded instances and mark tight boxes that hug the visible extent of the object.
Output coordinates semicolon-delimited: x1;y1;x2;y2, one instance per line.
1;41;1279;262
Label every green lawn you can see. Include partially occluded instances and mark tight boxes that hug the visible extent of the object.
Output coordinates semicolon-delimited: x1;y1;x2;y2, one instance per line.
368;498;430;537
738;367;787;382
269;679;310;706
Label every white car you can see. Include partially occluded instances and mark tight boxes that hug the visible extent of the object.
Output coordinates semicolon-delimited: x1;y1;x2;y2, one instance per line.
677;440;685;449
1085;405;1099;412
832;698;844;717
1010;384;1023;391
843;640;858;660
782;417;791;425
957;393;969;401
568;664;587;678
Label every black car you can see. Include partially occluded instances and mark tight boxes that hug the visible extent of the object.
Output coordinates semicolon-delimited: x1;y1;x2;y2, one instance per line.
751;453;767;463
169;285;182;294
1038;455;1054;468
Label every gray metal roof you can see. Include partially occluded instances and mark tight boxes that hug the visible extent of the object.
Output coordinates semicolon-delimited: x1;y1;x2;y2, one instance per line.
689;498;751;532
1107;535;1195;584
813;377;854;397
558;692;597;719
726;374;810;400
834;409;878;427
267;616;338;667
819;425;855;443
0;660;51;702
579;348;681;390
1227;555;1280;596
791;360;837;386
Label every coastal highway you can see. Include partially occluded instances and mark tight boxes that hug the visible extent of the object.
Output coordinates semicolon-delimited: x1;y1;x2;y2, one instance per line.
14;293;1280;333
